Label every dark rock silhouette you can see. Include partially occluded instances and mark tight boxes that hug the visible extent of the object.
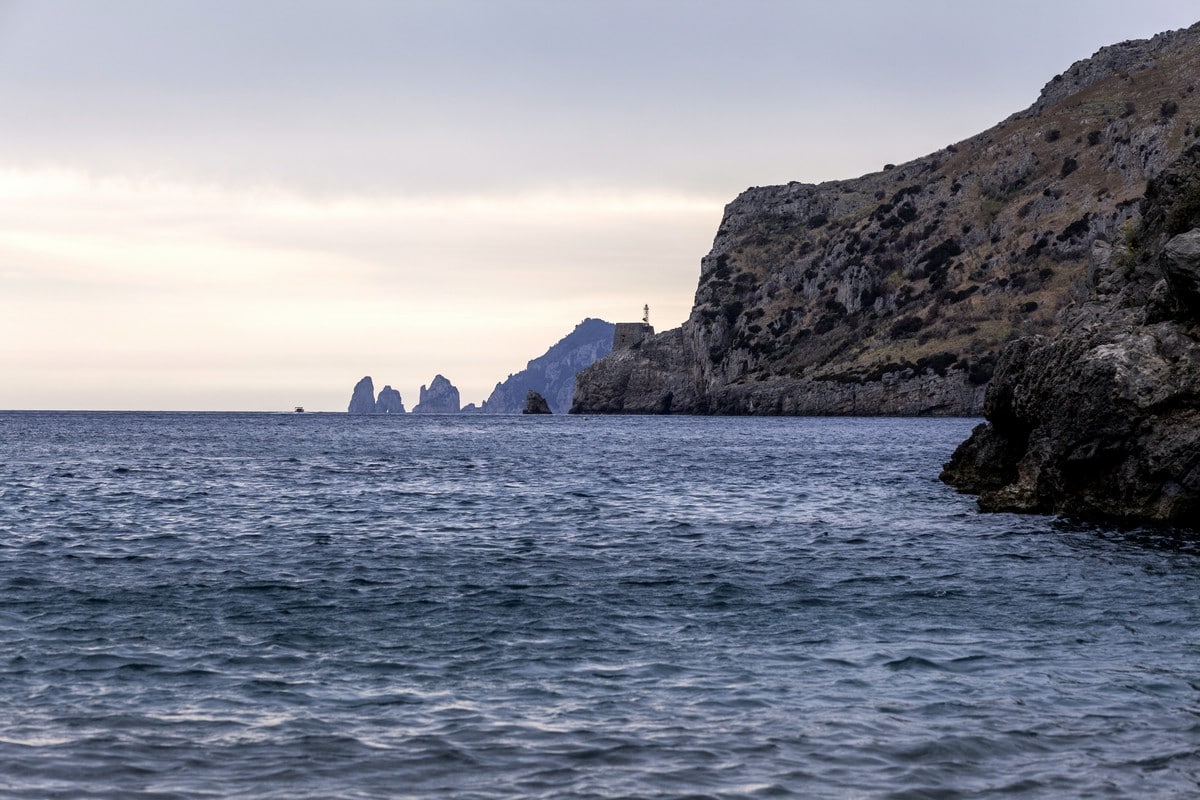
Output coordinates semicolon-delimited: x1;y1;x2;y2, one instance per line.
522;391;552;414
481;319;614;413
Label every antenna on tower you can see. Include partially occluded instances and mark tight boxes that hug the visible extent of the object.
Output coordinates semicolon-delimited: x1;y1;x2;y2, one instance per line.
643;304;650;326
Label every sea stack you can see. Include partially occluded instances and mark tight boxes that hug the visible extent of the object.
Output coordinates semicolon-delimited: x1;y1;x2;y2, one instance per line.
522;391;552;414
412;375;461;414
375;385;405;414
347;376;376;414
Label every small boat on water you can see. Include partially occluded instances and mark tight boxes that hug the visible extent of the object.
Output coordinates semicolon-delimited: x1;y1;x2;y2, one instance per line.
294;406;305;413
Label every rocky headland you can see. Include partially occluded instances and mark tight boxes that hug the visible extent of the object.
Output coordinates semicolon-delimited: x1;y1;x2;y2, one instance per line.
941;144;1200;527
573;22;1200;415
412;375;461;414
480;318;614;413
347;376;377;414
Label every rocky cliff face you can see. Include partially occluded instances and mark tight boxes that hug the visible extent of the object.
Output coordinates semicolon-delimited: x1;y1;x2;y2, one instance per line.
347;376;376;414
575;21;1200;415
412;374;461;414
480;318;614;413
941;144;1200;527
571;327;702;413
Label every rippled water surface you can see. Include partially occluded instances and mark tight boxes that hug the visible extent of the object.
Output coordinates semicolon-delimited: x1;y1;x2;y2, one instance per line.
1;412;1199;798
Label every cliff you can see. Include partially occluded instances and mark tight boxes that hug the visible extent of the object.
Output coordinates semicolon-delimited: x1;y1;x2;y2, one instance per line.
941;144;1200;527
412;374;461;414
480;318;614;413
574;22;1200;415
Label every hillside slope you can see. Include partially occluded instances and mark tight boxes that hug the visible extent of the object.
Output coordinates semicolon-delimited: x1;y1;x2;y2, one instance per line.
574;21;1200;415
479;318;614;414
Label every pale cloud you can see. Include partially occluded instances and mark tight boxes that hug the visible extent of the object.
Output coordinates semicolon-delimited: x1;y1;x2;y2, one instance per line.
0;165;721;409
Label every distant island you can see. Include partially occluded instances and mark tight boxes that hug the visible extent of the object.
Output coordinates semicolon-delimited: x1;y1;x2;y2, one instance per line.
346;318;614;415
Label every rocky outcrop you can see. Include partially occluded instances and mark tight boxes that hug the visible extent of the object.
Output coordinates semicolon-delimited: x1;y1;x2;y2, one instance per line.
522;391;552;414
375;385;405;414
941;144;1200;527
571;327;703;413
348;376;376;414
574;21;1200;415
412;375;461;414
480;319;614;413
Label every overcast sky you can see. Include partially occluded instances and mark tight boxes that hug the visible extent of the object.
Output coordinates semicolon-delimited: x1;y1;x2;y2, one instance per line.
1;1;1197;410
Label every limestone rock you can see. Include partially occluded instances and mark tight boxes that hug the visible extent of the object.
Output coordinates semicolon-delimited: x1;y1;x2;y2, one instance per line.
347;376;376;414
942;145;1200;527
572;327;702;414
480;319;614;413
574;21;1200;416
412;375;460;414
522;391;552;415
1163;230;1200;316
375;385;405;414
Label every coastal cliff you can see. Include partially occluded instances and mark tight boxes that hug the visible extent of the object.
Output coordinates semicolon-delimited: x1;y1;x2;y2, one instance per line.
480;319;614;413
941;144;1200;527
574;22;1200;415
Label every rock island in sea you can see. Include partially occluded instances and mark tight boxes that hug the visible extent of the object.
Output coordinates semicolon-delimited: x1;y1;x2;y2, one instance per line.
347;376;407;414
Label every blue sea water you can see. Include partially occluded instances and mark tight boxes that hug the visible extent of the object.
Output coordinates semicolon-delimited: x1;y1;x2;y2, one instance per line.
0;412;1198;799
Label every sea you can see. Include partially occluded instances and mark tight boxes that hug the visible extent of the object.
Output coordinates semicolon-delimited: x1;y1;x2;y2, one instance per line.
1;412;1198;799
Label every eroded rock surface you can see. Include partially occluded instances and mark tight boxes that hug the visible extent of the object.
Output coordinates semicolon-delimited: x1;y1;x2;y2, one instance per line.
574;22;1200;416
941;145;1200;527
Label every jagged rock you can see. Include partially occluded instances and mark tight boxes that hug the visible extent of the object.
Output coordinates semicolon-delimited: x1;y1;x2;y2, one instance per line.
412;375;460;414
572;327;702;414
574;21;1200;416
1163;229;1200;315
480;319;614;413
375;385;405;414
347;376;376;414
942;145;1200;527
522;391;551;414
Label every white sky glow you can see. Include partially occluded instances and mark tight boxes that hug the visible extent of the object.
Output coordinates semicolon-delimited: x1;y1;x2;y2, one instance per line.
1;0;1197;409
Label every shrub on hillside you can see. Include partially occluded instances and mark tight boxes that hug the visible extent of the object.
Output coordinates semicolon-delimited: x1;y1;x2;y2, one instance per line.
890;315;923;338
